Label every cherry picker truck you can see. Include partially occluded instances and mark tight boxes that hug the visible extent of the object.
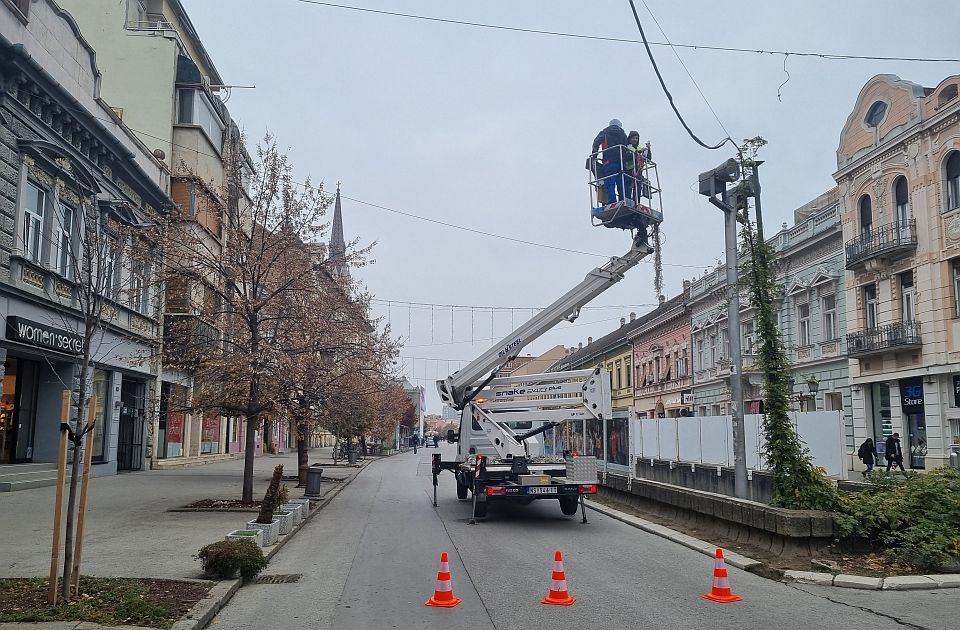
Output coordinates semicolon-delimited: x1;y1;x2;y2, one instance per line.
430;148;663;522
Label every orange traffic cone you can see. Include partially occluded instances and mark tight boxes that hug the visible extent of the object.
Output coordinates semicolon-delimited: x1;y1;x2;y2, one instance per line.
702;548;742;603
425;552;461;608
542;550;576;606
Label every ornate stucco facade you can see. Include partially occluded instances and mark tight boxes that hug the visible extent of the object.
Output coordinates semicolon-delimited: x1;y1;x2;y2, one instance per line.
835;74;960;469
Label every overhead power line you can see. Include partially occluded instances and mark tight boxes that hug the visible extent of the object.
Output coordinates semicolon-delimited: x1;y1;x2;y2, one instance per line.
295;0;960;63
626;0;731;151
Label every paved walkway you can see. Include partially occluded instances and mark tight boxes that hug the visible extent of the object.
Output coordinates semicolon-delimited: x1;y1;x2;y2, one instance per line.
0;448;362;580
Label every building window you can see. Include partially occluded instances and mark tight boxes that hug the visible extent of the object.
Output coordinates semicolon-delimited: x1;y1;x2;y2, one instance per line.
21;182;45;263
741;320;755;354
91;370;110;462
100;243;118;300
709;334;717;366
859;195;873;237
176;88;225;152
865;101;887;128
952;259;960;318
946;151;960;212
130;262;148;314
696;339;704;371
822;294;837;340
615;361;622;389
864;283;878;329
676;349;688;378
797;302;811;346
54;203;73;277
894;176;909;224
900;271;915;323
625;359;632;388
825;392;843;412
720;329;729;361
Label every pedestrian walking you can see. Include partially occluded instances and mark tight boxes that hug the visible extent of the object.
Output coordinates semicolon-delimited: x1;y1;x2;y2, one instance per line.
857;437;878;476
411;432;419;454
591;119;628;205
885;433;906;472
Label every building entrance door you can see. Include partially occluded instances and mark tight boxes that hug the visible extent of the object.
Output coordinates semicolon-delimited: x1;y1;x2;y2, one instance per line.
0;358;39;464
906;412;927;469
117;380;144;471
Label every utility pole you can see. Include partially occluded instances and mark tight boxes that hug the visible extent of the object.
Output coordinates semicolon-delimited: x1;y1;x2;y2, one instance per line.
699;159;748;500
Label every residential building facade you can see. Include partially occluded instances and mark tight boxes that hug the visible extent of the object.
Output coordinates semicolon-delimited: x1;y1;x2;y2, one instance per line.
60;0;255;465
0;0;169;477
631;292;692;419
689;190;853;453
836;73;960;469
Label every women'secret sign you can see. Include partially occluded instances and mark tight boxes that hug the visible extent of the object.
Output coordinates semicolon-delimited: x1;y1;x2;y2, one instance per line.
6;317;84;354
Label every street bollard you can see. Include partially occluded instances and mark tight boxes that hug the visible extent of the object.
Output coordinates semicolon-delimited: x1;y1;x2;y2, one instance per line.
305;464;324;497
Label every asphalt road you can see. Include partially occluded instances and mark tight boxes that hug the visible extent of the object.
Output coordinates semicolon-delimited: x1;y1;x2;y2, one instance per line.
212;445;956;630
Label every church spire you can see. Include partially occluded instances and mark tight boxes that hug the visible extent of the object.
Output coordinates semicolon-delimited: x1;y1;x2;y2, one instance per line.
328;183;348;280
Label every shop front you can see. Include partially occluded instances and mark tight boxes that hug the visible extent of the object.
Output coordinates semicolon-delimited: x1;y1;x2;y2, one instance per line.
899;378;927;469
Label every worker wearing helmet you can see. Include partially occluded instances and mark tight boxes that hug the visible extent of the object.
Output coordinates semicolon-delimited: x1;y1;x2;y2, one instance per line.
591;119;628;204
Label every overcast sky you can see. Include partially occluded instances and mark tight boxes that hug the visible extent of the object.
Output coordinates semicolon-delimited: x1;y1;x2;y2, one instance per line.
185;0;958;414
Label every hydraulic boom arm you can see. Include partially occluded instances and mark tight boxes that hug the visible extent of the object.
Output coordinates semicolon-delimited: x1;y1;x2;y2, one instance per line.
437;235;652;410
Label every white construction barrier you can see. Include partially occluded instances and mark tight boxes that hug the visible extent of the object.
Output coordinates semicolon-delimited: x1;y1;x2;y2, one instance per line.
629;411;847;479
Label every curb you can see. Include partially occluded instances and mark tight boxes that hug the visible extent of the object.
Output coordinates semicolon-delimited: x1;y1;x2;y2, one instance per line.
587;499;960;591
784;570;960;591
172;454;387;630
585;499;761;570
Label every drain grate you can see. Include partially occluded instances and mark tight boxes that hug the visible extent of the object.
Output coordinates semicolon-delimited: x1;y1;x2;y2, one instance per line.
256;573;303;584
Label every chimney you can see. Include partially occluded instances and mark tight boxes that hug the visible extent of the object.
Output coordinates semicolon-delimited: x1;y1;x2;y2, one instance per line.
630;312;636;321
620;317;626;327
587;336;593;345
683;280;690;290
658;294;665;305
781;222;788;230
578;342;583;350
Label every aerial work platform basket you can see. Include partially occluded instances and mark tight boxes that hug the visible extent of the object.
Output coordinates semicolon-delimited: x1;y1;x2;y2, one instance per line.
587;145;663;234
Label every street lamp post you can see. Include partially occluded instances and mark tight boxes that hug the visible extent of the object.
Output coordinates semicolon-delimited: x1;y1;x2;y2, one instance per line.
699;158;749;500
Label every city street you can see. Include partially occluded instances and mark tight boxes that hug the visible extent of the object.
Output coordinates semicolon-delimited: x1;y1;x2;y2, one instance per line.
212;446;955;630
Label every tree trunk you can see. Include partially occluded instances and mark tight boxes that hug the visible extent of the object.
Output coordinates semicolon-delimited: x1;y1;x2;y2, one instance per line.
61;366;88;601
297;419;308;487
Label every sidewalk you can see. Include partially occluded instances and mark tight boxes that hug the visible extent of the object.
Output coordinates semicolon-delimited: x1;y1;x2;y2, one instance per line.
0;448;359;580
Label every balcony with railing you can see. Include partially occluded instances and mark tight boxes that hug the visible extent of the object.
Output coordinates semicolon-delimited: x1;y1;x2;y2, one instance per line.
845;219;917;269
846;320;922;358
163;313;222;364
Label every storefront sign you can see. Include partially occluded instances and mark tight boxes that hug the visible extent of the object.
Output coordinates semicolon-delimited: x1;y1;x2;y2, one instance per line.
899;379;925;413
6;317;83;354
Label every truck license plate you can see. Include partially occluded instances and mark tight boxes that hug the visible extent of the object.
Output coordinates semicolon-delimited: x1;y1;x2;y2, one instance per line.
527;486;557;495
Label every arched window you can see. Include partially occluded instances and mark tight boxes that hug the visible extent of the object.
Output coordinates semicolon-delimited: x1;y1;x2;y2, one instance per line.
894;176;909;224
947;151;960;211
859;195;873;237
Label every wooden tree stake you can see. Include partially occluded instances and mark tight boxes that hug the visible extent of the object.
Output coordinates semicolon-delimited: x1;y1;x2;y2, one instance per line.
47;390;72;605
70;394;96;593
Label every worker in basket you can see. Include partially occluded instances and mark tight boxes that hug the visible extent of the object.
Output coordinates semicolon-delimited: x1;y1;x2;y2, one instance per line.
590;119;628;205
626;131;652;203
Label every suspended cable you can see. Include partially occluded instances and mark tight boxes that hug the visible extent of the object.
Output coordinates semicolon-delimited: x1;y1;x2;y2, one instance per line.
626;0;732;151
294;1;960;63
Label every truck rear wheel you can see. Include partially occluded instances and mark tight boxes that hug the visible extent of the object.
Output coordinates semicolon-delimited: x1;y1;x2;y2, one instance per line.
559;496;579;516
456;476;469;500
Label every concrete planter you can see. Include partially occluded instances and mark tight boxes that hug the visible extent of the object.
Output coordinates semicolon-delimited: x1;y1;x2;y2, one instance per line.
246;518;280;546
281;503;304;526
275;510;294;535
226;529;263;547
286;498;311;514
